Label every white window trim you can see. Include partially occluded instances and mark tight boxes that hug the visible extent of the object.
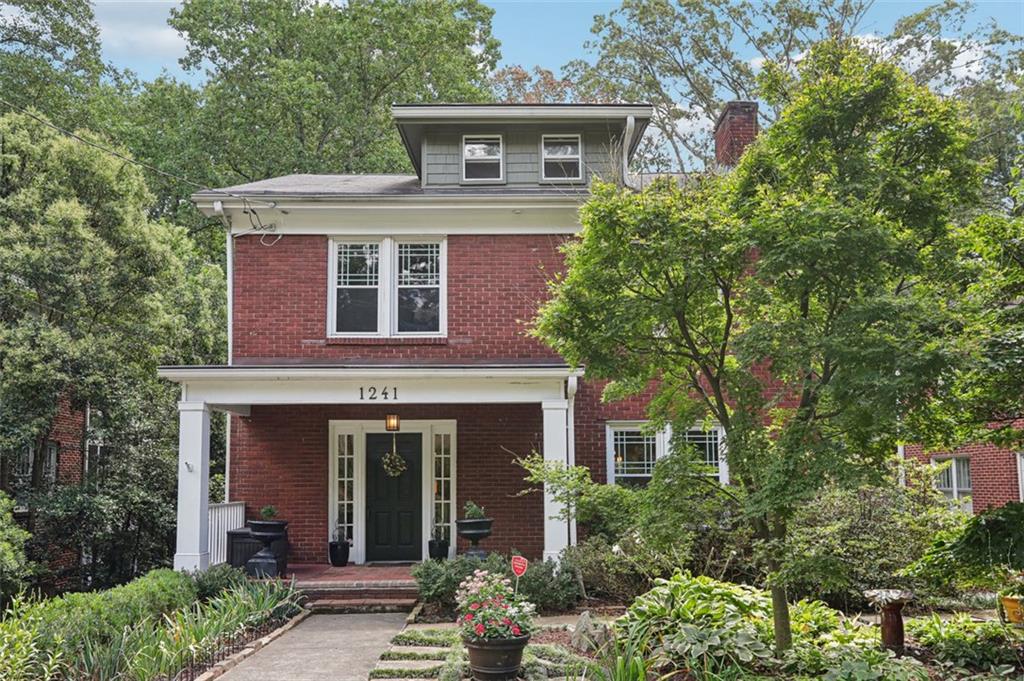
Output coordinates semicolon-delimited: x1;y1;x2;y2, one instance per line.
327;419;457;564
605;421;728;485
461;134;504;184
327;237;447;338
540;133;583;182
1017;452;1024;503
931;455;973;510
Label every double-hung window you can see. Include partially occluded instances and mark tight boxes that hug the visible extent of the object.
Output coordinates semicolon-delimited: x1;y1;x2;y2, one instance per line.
933;456;972;513
608;422;663;487
330;238;445;337
607;422;727;486
541;134;582;181
11;442;58;510
462;135;503;182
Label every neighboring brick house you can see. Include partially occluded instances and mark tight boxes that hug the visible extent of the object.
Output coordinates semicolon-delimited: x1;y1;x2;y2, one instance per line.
161;102;746;570
903;441;1023;514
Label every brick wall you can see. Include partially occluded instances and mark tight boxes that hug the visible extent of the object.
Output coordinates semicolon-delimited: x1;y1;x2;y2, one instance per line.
904;442;1021;512
229;403;546;562
52;395;85;486
232;234;569;362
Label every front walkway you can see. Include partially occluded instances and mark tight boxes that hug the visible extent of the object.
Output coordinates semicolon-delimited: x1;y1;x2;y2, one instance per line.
219;613;407;681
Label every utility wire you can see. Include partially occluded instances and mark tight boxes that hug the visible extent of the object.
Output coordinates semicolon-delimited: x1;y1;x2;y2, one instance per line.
0;96;279;213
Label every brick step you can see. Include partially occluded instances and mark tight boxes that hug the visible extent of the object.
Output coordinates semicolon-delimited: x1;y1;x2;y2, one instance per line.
300;586;419;601
308;597;418;614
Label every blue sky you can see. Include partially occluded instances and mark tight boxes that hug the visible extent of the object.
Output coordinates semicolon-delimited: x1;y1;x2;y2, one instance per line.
93;0;1024;83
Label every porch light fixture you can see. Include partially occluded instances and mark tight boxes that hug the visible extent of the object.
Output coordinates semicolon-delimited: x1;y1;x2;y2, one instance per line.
385;414;400;432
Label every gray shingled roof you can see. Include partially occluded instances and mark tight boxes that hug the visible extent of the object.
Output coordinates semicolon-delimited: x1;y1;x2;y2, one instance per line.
195;174;422;198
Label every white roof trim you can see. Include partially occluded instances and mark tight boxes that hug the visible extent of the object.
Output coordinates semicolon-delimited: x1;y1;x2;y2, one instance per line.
391;105;653;120
158;365;580;382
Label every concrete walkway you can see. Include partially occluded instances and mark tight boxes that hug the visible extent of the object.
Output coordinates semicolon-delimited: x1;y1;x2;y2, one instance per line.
219;613;407;681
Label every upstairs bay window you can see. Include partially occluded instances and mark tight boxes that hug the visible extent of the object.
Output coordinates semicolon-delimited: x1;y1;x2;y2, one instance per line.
462;135;503;182
330;238;445;337
541;134;582;181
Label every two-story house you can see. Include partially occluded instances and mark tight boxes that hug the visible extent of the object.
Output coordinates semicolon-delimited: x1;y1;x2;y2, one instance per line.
158;102;755;571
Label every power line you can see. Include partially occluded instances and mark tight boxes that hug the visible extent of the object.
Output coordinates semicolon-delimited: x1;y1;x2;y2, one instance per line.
0;96;278;212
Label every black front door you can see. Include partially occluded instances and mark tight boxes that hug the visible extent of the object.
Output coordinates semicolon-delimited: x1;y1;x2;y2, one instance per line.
366;433;422;562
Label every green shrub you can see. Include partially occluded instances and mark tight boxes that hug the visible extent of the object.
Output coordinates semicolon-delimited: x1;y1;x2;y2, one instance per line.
191;564;247;600
412;552;580;613
0;597;65;681
779;468;965;609
906;614;1024;670
562;536;650;602
0;491;32;603
22;568;197;662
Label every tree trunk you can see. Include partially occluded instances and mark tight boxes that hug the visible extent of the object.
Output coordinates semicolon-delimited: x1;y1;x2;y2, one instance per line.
770;581;793;652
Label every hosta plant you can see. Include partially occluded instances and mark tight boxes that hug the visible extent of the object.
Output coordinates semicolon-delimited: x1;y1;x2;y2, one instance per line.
456;570;536;640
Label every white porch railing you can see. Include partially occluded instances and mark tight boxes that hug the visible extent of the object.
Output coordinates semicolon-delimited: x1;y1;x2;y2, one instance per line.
209;502;246;565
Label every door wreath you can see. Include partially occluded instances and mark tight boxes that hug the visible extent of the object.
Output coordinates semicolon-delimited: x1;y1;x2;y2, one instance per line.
382;449;407;477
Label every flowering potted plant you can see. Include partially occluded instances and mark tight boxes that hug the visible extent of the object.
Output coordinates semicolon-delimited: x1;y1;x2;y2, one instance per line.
457;570;535;681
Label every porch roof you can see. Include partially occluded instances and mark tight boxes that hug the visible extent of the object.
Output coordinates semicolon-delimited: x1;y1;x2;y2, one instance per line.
158;363;580;410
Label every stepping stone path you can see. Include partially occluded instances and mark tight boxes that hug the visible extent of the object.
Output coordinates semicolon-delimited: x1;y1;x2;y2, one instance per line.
371;633;570;681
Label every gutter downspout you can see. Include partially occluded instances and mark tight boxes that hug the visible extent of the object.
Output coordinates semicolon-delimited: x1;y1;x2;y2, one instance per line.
566;376;578;546
215;200;232;503
622;115;635;188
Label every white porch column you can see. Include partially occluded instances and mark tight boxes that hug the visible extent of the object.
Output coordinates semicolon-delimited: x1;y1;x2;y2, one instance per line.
174;401;211;571
542;399;570;561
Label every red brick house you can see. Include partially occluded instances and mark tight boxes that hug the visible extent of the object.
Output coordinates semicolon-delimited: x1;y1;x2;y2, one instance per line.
159;102;1020;573
903;441;1023;514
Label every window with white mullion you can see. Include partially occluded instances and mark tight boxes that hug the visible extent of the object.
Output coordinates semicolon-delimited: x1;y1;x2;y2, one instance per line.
541;134;582;181
933;456;972;513
462;135;503;181
609;424;662;487
396;243;441;334
335;243;380;334
682;428;725;481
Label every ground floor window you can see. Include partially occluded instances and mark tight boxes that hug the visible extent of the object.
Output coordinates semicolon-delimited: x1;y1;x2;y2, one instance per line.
607;422;726;486
933;456;972;513
433;432;453;541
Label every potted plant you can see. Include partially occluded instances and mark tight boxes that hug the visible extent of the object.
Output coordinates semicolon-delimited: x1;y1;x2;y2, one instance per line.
245;505;289;578
457;569;535;681
455;501;492;558
329;526;350;567
999;572;1024;625
429;524;450;560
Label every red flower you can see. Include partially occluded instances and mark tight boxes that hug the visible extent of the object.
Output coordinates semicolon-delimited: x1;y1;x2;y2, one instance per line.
475;623;486;636
502;617;512;625
512;626;522;636
464;613;474;621
469;602;481;611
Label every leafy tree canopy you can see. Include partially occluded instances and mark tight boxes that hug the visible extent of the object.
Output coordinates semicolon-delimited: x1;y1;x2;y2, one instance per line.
536;41;982;649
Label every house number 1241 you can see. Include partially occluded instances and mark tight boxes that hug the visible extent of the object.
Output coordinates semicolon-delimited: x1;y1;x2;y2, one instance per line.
359;386;398;401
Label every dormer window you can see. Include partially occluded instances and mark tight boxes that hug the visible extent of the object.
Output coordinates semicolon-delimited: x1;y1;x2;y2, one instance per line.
541;134;582;181
462;135;503;182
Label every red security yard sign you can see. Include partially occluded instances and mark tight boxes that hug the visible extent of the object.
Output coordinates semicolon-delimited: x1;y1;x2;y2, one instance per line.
511;555;528;577
511;555;528;595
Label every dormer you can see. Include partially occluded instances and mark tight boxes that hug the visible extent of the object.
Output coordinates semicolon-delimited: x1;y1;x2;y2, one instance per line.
392;104;652;190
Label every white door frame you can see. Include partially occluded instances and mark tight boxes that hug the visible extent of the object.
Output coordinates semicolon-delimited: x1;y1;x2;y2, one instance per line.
328;419;456;564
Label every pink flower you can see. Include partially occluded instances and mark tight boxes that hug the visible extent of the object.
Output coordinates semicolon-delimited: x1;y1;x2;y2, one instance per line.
475;623;486;636
469;602;480;611
512;626;522;636
502;617;512;625
464;613;474;621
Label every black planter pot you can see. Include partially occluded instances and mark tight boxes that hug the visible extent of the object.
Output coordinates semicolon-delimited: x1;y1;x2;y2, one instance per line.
463;635;530;681
428;539;450;560
245;520;288;578
456;518;493;559
329;540;350;567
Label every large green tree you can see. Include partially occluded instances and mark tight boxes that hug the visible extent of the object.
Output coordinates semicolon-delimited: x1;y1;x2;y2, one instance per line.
535;43;981;650
0;110;224;582
567;0;1019;172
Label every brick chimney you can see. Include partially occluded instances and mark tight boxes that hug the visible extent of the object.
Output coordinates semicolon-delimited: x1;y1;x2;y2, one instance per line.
714;101;758;166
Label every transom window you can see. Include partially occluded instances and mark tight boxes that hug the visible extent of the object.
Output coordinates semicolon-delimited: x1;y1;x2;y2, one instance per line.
541;134;582;181
330;238;445;337
933;456;973;513
607;422;727;486
462;135;503;181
